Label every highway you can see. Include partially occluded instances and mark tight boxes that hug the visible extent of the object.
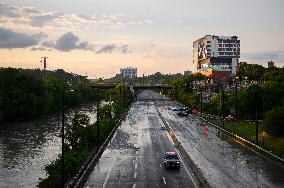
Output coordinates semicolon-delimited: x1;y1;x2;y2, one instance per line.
84;90;200;188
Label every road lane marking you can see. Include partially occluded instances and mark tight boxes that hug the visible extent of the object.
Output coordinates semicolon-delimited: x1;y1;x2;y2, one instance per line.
163;177;166;184
135;163;137;170
102;165;112;188
176;150;199;188
133;184;136;188
155;107;199;188
134;171;137;179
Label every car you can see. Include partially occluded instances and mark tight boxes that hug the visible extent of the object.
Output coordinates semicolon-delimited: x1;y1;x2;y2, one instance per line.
171;107;182;111
164;152;180;169
161;126;167;130
177;111;188;117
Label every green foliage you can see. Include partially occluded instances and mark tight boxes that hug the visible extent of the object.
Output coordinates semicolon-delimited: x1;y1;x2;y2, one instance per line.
264;107;284;137
0;68;95;123
237;62;266;80
38;84;134;187
65;113;91;150
37;149;89;188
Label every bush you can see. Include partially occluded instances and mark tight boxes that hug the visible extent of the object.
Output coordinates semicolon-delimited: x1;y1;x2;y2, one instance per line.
264;107;284;137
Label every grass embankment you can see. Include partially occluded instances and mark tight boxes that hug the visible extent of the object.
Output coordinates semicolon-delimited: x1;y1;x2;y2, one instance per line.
202;116;284;158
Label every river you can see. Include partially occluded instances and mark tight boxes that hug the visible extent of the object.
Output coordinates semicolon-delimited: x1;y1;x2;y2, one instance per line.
0;103;97;188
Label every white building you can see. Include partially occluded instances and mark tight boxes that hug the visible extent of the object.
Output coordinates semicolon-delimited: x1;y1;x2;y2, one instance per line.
184;70;192;76
120;67;137;78
193;35;240;75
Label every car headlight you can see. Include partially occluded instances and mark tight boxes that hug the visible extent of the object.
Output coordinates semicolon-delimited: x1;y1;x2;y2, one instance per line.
177;161;180;164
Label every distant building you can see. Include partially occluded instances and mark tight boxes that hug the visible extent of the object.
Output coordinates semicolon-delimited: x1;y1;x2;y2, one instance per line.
120;67;137;78
193;35;240;75
268;61;275;68
184;70;192;76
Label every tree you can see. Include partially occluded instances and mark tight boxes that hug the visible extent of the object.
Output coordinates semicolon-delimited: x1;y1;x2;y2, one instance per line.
65;112;91;150
237;62;265;80
264;107;284;137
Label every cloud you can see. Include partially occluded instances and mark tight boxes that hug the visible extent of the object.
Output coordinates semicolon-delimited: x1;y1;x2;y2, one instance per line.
97;44;132;54
30;14;58;27
97;44;116;54
54;32;94;52
0;27;45;48
120;44;132;54
0;3;153;31
30;47;52;51
242;51;284;62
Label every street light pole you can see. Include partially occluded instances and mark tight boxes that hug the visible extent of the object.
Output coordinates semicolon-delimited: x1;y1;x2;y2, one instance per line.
96;89;100;147
200;88;203;116
61;90;65;188
256;100;259;146
109;91;112;133
222;85;225;129
235;79;238;119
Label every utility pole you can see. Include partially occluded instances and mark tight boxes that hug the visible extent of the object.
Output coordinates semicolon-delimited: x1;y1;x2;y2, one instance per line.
41;56;48;70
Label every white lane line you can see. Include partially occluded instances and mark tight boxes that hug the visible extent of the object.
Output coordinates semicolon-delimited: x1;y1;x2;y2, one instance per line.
163;177;166;184
133;184;136;188
134;171;137;179
102;165;112;188
136;156;138;160
155;108;199;188
136;151;138;155
135;163;137;170
176;150;199;188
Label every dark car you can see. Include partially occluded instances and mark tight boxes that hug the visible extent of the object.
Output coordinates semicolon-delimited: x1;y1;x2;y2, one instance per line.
161;126;167;130
177;111;188;117
164;152;180;169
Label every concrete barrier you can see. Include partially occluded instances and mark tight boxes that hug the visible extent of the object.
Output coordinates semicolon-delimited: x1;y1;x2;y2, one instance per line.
65;100;135;188
155;106;211;188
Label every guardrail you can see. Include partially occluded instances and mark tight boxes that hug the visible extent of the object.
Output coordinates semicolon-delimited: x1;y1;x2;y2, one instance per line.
197;112;284;163
65;99;136;188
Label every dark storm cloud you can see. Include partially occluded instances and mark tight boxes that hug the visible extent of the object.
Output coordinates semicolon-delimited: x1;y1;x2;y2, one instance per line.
54;32;94;52
0;27;45;48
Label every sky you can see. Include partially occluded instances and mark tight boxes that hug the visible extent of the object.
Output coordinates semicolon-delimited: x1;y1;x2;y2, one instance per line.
0;0;283;78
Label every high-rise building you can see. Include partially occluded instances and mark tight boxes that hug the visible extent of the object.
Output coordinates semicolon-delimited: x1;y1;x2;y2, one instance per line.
193;35;240;75
120;67;137;78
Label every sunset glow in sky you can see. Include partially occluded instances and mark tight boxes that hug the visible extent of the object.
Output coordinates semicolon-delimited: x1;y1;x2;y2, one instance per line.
0;0;284;78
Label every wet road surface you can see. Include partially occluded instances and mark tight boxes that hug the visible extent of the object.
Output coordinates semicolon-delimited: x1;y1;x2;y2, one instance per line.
155;93;284;188
85;91;199;188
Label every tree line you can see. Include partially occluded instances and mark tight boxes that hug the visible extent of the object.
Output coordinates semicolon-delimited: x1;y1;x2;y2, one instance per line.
163;64;284;137
0;68;94;124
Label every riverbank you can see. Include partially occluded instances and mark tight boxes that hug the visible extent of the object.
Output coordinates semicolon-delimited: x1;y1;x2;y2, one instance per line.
0;103;97;188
